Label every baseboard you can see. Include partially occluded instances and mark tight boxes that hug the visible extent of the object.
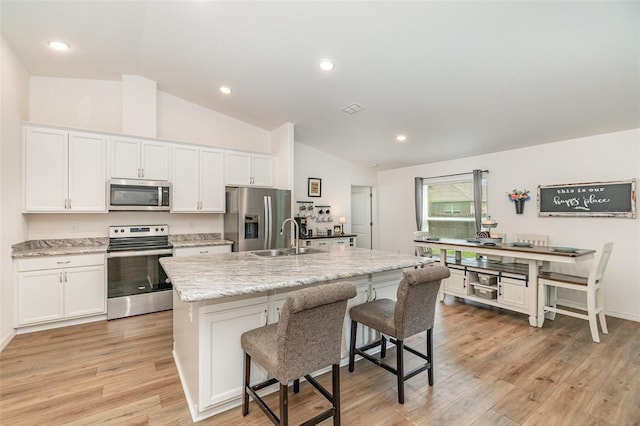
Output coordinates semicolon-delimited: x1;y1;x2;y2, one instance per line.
555;298;640;323
0;329;16;352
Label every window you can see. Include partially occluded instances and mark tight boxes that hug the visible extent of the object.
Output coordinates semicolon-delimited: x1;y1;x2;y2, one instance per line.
421;178;487;239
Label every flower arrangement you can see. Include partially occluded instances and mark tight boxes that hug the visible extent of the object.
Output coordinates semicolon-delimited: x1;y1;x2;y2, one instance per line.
507;189;530;201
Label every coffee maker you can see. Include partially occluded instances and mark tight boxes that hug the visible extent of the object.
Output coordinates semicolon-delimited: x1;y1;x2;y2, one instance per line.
294;217;307;238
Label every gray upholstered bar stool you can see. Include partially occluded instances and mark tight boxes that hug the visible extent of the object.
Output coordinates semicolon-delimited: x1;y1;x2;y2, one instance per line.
348;264;450;404
241;281;356;426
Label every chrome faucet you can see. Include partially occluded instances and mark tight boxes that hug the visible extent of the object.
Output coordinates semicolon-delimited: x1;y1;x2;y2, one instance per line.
280;218;299;254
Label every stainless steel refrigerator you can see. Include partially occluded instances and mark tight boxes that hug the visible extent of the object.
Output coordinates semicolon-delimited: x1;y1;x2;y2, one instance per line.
224;187;292;252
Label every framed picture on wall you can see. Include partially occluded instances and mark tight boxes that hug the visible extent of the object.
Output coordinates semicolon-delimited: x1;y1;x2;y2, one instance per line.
308;178;322;197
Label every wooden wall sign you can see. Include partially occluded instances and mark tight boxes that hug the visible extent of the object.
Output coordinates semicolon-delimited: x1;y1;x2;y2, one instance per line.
537;179;636;218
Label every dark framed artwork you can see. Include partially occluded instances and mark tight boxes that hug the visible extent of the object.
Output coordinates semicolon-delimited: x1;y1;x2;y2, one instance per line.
537;179;636;218
308;178;322;197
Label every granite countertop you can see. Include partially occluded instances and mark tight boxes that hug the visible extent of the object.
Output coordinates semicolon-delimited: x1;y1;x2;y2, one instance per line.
169;233;233;248
12;233;232;258
12;238;109;258
300;234;357;240
160;247;433;303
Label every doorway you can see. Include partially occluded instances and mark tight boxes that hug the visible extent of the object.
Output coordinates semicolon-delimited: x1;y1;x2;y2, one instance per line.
350;186;373;249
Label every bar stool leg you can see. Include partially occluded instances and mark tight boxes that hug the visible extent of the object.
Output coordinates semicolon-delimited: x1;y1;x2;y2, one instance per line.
293;379;300;393
280;383;288;426
332;364;341;425
348;320;357;372
427;328;434;386
242;352;251;416
396;339;405;404
380;335;387;359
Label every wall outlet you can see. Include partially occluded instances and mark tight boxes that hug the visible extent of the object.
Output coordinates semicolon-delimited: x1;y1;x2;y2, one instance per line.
71;224;78;233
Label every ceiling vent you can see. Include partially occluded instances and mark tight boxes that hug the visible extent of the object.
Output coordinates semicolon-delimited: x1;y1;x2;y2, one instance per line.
342;103;364;115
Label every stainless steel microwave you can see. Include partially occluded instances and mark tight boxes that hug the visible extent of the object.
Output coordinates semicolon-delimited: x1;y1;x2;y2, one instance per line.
108;179;170;211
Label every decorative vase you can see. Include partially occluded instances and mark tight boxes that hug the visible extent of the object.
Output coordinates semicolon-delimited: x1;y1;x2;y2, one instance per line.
514;199;525;214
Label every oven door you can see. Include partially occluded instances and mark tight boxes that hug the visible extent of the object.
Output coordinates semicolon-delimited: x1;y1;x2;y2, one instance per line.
107;249;173;319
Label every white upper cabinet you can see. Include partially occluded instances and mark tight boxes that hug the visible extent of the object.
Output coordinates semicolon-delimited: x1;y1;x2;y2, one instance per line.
24;126;107;213
109;136;170;181
172;145;225;213
225;151;274;187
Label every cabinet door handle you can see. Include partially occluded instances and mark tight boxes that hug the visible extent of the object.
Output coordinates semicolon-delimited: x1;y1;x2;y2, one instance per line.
140;167;144;178
68;199;71;209
276;307;281;322
56;261;71;265
264;309;269;326
64;271;68;283
59;272;63;283
372;288;377;301
64;199;68;210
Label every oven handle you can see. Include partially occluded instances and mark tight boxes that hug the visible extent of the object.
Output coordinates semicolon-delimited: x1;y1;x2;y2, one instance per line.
107;249;173;258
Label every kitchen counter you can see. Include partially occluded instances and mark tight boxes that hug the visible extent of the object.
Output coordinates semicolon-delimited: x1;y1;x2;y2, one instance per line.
169;233;232;248
12;238;109;258
160;247;431;302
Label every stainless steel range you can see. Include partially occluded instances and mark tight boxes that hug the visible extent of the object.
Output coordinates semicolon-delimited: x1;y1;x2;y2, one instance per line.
107;224;173;320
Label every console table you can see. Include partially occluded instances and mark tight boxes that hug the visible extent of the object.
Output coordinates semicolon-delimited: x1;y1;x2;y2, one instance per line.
414;239;595;327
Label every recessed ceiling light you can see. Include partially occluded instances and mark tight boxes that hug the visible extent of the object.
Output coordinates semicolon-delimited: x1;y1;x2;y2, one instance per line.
48;40;70;51
396;135;407;142
220;86;232;95
319;60;334;71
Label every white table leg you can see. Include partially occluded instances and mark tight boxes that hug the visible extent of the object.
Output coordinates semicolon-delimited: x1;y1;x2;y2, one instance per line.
529;259;544;327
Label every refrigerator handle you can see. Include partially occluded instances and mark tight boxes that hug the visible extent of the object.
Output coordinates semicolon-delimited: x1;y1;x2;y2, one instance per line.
264;195;272;249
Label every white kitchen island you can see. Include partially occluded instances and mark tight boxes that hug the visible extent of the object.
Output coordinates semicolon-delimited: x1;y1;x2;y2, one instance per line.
160;247;431;422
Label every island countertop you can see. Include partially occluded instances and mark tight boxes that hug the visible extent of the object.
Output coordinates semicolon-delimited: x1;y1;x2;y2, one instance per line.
160;247;432;303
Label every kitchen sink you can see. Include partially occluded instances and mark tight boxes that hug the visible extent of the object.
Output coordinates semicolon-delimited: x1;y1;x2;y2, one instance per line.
251;247;324;257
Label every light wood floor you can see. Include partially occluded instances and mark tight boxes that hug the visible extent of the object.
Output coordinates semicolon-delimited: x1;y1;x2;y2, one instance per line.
2;298;639;425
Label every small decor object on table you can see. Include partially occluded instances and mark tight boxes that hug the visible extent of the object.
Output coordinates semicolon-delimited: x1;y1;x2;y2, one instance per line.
508;189;530;214
308;178;322;197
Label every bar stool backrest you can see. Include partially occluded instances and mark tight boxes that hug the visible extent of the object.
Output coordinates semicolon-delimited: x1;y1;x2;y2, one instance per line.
394;265;450;340
277;282;356;383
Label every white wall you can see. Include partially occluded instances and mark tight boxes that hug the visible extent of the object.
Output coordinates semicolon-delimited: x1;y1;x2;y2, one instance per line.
294;142;377;237
157;91;270;152
29;76;122;132
1;37;30;350
270;123;294;191
377;129;640;321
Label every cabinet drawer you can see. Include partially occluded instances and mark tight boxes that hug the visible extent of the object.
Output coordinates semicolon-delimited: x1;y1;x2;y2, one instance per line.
174;245;231;257
18;254;105;272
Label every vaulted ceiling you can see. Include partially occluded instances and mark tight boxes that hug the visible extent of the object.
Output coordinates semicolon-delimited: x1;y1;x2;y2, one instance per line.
2;1;639;170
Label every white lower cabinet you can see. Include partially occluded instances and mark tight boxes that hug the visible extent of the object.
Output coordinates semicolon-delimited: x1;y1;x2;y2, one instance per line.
173;245;231;257
302;236;357;250
498;275;529;310
200;298;269;410
441;267;467;297
439;262;530;316
16;254;106;327
173;269;403;422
